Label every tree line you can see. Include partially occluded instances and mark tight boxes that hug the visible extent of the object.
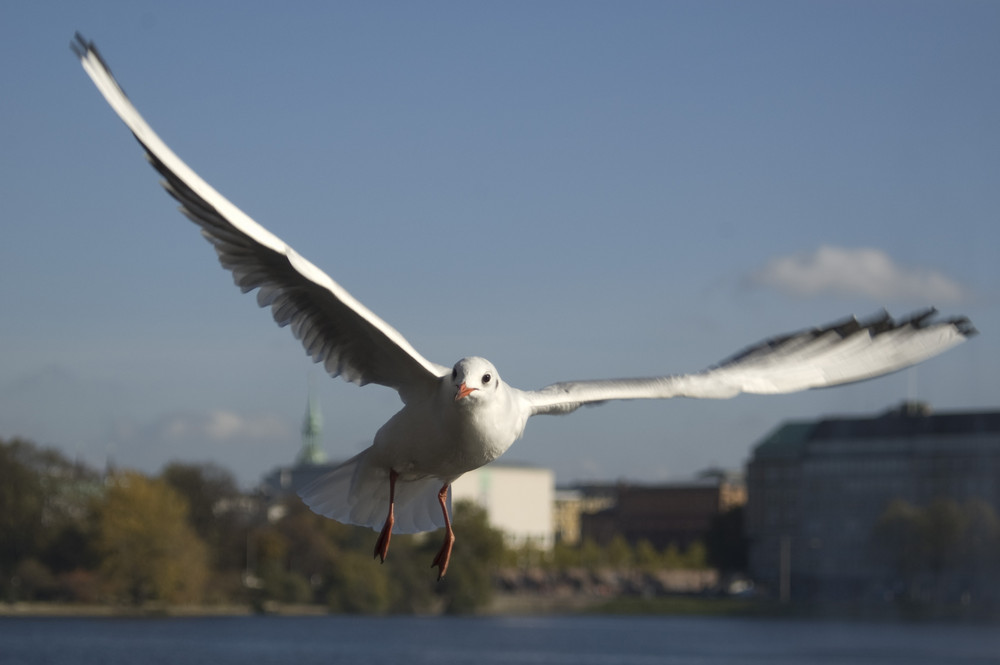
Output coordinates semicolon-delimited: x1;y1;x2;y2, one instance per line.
0;437;728;614
871;497;1000;606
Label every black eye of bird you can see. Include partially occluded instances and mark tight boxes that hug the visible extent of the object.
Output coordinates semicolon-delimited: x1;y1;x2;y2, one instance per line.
482;373;492;384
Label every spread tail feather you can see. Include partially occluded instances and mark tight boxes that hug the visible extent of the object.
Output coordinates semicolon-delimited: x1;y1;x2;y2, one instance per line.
299;450;449;534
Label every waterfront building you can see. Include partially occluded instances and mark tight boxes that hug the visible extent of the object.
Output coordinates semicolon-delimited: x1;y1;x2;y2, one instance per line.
746;402;1000;603
576;472;746;550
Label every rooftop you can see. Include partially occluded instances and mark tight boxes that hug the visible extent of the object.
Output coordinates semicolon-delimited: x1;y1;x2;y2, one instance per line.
752;402;1000;460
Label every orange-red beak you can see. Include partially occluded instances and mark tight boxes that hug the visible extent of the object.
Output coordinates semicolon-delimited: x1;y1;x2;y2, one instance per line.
455;382;477;401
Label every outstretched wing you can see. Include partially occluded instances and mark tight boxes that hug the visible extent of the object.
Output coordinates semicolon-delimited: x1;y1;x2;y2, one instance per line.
73;35;449;402
525;310;975;415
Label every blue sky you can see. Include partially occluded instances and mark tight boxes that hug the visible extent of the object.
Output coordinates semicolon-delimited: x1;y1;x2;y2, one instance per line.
2;2;997;488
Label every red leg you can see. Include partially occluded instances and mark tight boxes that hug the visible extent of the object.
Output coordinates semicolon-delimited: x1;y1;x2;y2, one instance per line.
431;483;455;580
373;469;399;563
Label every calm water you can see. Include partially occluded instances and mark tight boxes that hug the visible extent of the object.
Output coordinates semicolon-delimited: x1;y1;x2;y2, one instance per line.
1;614;998;665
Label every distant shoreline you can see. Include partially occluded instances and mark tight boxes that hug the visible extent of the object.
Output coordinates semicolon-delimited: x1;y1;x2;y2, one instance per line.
0;602;258;618
5;595;998;623
0;594;722;619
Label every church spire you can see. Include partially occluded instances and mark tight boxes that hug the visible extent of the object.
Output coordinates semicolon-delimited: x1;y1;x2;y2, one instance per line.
296;375;326;466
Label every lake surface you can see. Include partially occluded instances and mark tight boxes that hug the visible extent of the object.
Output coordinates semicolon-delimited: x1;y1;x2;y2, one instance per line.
1;614;998;665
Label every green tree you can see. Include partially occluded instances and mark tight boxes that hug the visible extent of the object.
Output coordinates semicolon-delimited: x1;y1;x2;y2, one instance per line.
432;501;506;614
272;499;341;583
662;543;685;569
0;438;101;601
960;499;1000;574
577;539;607;569
548;541;586;569
0;438;46;596
920;498;965;574
682;541;708;569
96;470;209;604
634;539;661;571
326;550;391;613
161;461;250;601
605;535;633;568
872;498;924;584
872;498;1000;605
161;462;245;566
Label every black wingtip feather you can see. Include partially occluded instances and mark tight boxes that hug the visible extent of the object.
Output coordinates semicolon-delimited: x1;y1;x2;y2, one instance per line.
70;32;88;59
72;34;117;84
716;309;973;370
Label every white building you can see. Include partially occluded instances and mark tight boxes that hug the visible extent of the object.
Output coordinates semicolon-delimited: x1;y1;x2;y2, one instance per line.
452;462;555;549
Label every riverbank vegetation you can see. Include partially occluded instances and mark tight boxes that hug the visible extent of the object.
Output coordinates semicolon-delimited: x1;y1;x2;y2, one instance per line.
1;437;724;615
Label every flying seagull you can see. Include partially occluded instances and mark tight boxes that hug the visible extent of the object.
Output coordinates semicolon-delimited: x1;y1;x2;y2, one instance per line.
73;35;975;579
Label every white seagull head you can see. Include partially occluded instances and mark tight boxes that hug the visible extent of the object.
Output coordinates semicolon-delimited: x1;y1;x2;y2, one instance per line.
451;356;500;403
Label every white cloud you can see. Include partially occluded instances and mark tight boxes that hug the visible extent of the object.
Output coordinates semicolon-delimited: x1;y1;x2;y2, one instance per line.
750;245;968;303
152;409;290;444
98;409;299;486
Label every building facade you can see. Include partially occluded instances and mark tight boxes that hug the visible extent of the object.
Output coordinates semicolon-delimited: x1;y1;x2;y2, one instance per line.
552;486;617;545
746;403;1000;602
578;474;746;550
452;463;555;549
